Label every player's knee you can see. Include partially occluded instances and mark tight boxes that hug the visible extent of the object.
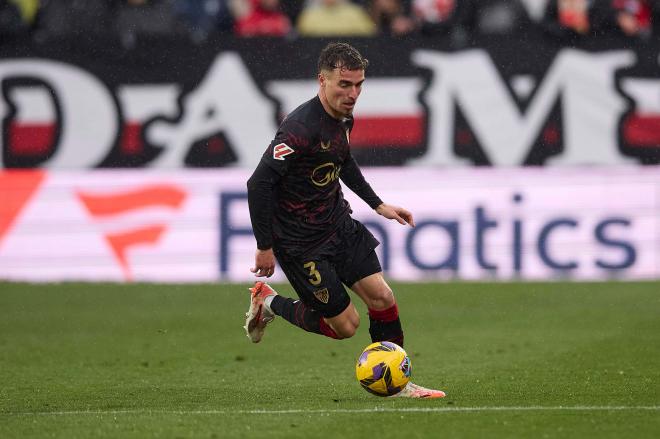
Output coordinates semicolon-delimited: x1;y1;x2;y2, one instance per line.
327;304;360;339
370;286;395;309
382;286;395;303
334;323;358;339
333;318;359;339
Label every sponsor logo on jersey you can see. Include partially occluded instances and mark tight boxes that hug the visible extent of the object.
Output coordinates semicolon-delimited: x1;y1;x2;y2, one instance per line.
273;143;294;160
313;288;329;304
311;162;341;187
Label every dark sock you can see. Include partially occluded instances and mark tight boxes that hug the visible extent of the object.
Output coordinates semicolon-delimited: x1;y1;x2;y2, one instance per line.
368;303;404;347
270;295;339;339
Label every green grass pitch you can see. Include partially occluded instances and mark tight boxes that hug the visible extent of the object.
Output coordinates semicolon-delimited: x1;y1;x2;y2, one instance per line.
1;281;659;438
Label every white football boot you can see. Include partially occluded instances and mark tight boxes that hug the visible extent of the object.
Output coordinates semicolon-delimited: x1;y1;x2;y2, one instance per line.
244;281;277;343
392;382;446;399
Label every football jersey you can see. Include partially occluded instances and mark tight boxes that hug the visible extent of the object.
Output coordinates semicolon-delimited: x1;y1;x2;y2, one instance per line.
251;95;382;255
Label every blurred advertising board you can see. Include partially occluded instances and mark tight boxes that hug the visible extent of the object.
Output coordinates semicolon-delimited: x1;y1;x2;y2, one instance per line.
0;167;657;282
1;36;659;169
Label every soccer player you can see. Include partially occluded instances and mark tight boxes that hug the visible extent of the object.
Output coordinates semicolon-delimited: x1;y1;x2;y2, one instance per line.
245;42;445;399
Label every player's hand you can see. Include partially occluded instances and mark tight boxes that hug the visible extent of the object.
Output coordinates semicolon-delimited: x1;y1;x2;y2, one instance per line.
376;203;415;227
251;248;276;277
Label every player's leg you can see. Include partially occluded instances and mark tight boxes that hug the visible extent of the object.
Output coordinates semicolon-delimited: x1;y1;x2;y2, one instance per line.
269;294;359;339
245;280;344;342
334;219;405;346
349;268;404;348
247;253;358;341
338;220;445;398
348;264;445;399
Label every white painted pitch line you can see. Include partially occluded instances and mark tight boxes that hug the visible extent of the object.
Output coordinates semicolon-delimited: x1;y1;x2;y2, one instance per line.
4;406;660;417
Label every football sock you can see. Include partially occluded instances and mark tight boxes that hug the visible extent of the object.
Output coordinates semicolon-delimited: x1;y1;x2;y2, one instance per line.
263;294;275;312
368;303;404;347
269;295;339;339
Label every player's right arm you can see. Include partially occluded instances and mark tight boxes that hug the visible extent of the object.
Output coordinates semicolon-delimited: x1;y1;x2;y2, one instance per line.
247;161;280;277
252;248;276;278
246;119;310;277
247;159;282;252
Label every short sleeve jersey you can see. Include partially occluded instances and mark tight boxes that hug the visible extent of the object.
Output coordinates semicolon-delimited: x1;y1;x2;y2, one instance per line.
261;96;354;254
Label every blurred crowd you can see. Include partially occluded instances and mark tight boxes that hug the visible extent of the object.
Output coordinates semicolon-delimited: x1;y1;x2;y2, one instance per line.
1;0;659;46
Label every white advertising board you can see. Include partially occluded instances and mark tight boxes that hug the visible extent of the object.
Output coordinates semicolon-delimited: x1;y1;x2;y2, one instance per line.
0;167;657;282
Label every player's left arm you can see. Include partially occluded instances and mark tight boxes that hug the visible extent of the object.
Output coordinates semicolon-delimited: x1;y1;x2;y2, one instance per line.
340;152;382;208
339;153;415;228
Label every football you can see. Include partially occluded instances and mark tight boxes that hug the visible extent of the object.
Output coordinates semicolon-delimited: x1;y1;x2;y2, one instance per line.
355;341;411;397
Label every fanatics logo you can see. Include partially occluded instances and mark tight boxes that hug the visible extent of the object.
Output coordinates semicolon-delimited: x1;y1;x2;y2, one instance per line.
77;184;187;281
273;143;294;160
313;288;330;304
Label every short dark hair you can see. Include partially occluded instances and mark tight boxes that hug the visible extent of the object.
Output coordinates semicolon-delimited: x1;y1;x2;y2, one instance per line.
317;42;369;73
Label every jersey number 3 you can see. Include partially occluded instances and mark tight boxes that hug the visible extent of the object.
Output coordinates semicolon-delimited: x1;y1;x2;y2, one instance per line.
304;262;322;286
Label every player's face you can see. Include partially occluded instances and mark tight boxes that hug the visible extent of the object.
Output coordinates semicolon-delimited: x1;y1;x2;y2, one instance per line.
319;67;365;118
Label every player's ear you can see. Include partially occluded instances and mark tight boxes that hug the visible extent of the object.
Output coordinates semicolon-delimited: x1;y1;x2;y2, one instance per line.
318;72;326;88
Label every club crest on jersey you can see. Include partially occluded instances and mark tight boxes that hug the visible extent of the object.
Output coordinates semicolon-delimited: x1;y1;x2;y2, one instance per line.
320;140;331;150
273;143;294;160
313;288;330;304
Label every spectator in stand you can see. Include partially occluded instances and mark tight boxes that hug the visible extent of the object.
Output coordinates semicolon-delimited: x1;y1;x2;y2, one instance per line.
519;0;550;23
412;0;472;44
541;0;609;42
414;0;532;39
465;0;533;36
365;0;416;36
8;0;39;28
116;0;187;47
1;0;27;39
297;0;376;37
32;0;116;41
279;0;305;24
233;0;291;37
173;0;235;41
606;0;659;39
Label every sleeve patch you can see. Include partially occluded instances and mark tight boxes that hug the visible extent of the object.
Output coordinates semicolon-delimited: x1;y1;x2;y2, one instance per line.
273;143;295;160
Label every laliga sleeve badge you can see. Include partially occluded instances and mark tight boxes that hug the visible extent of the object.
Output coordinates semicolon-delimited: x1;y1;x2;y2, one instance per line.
273;143;295;160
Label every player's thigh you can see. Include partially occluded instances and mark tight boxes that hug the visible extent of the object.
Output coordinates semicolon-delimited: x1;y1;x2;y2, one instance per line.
350;271;395;310
337;247;394;310
277;253;351;319
335;220;381;287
